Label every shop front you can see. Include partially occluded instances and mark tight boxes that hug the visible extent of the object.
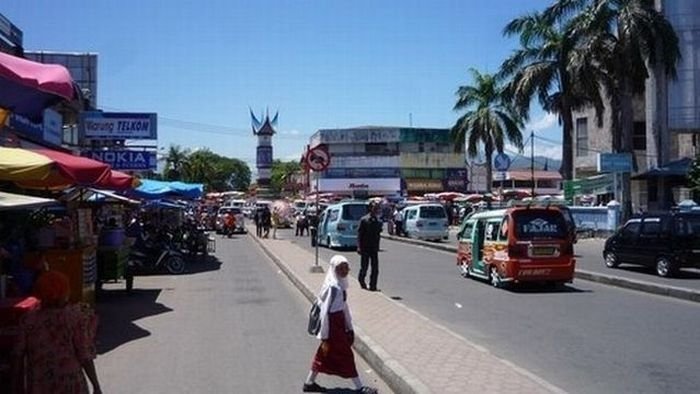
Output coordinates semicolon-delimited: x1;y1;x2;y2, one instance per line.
314;177;401;198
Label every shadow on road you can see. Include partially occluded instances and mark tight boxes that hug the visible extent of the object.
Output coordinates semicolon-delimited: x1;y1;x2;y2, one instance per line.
506;283;592;294
95;288;173;355
182;254;223;275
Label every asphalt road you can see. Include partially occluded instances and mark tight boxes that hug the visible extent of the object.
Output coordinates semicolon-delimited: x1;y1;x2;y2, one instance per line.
94;233;391;394
285;229;700;394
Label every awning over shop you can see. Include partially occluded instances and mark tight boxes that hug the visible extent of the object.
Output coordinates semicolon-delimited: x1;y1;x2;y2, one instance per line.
95;170;140;191
0;147;112;189
131;179;203;200
0;51;77;120
632;157;692;180
0;190;57;211
86;189;140;205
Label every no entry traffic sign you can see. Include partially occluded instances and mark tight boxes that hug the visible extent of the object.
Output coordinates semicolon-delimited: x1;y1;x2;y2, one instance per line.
306;145;330;171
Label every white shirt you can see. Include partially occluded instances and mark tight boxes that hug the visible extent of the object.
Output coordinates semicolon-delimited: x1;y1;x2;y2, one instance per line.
317;285;353;340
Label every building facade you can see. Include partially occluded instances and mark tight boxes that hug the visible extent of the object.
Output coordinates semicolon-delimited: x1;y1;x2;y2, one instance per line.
573;0;700;210
25;51;98;109
308;126;467;197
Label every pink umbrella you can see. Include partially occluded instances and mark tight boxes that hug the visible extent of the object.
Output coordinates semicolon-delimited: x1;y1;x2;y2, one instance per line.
0;52;76;120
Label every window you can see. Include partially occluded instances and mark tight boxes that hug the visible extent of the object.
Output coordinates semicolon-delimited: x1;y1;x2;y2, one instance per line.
513;210;567;240
640;218;661;236
576;117;588;157
341;204;367;220
621;221;641;238
485;221;501;241
407;209;417;220
329;209;340;222
419;206;446;219
498;218;509;241
459;221;475;240
633;122;646;151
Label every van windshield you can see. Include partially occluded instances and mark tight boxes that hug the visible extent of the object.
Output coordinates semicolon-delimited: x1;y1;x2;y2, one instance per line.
513;210;567;240
419;206;446;219
342;204;367;221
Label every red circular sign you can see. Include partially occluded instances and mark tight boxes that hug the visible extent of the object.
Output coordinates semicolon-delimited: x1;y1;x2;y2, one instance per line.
306;146;330;171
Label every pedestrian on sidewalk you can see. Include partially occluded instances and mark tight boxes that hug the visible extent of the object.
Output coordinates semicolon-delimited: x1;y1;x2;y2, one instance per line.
303;255;377;394
262;206;271;238
357;201;383;291
271;208;280;239
255;208;263;237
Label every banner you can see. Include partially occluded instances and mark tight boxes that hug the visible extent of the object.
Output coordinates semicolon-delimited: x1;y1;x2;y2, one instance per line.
82;150;157;170
79;112;157;140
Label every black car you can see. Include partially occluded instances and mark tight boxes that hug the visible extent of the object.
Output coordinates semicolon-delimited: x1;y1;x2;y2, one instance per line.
603;211;700;277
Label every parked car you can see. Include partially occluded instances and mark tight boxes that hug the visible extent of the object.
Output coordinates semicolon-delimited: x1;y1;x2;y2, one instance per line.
402;204;449;241
216;207;246;234
317;200;368;249
603;211;700;277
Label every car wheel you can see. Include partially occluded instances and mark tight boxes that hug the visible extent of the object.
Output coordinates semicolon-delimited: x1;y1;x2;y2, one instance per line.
165;255;186;275
655;256;676;277
604;252;619;268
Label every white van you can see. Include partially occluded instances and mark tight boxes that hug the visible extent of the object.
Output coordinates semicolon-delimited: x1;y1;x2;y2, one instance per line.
403;204;449;241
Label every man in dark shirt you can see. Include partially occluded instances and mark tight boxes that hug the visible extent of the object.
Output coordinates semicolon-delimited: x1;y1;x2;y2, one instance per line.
357;202;383;291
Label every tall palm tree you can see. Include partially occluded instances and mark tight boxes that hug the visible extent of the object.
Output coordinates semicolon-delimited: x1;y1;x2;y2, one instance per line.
451;68;524;193
164;145;190;181
548;0;680;216
499;10;604;181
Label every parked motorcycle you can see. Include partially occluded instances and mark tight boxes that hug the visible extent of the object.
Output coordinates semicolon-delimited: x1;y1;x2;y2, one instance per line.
126;230;187;290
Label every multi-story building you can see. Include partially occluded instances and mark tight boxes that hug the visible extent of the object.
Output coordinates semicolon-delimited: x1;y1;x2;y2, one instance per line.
308;126;467;197
25;51;98;108
0;12;23;56
573;0;700;210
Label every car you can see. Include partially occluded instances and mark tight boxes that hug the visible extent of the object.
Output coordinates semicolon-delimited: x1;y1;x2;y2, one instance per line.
603;211;700;277
317;200;368;249
402;204;450;241
216;207;246;234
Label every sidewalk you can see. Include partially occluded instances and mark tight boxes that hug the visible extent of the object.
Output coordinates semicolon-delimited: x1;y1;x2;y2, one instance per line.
381;234;700;303
250;234;565;394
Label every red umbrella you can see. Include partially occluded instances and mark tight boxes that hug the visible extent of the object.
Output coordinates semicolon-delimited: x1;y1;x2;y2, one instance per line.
0;52;76;120
95;170;140;191
14;148;111;189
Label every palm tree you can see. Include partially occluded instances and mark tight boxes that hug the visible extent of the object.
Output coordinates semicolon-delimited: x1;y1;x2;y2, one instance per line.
547;0;680;216
499;10;604;181
451;68;524;193
164;145;190;181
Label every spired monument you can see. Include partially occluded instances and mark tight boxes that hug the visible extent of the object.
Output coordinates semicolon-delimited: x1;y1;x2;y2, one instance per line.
250;109;278;194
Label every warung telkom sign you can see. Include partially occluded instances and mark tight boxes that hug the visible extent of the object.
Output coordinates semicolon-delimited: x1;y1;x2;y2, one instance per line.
79;112;157;140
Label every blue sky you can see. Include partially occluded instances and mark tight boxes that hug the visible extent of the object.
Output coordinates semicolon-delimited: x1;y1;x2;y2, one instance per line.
2;0;563;170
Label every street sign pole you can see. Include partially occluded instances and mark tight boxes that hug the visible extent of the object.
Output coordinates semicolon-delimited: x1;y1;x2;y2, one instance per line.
307;145;330;274
311;175;323;273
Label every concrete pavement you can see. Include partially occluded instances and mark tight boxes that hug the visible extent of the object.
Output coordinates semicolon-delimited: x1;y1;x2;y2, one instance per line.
381;234;700;303
250;233;566;394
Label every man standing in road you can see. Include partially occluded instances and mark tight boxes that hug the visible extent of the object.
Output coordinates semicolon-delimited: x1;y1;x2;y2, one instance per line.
357;202;383;291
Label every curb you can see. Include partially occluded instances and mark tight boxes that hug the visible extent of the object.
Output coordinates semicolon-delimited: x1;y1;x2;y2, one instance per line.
382;234;700;304
249;233;430;394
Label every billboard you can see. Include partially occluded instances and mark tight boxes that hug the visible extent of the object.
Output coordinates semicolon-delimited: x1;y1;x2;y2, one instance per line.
256;145;273;168
82;150;157;170
79;112;157;140
597;153;633;173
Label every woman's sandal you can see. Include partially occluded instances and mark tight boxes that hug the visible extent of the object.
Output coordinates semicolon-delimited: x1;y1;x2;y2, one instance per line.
358;386;378;394
302;382;327;392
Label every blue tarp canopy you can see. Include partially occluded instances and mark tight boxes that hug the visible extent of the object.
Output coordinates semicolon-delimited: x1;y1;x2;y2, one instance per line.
632;157;692;180
142;199;187;210
131;179;203;200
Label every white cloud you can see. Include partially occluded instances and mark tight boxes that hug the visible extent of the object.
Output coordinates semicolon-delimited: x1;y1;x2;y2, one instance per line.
526;112;558;132
505;143;562;160
280;129;301;135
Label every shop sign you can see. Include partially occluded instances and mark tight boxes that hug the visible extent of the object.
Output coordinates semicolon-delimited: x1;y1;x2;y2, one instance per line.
405;179;444;191
315;128;400;144
42;109;63;146
8;113;43;141
444;178;467;191
597;153;633;173
79;112;157;140
256;145;273;168
316;178;401;193
82;150;157;170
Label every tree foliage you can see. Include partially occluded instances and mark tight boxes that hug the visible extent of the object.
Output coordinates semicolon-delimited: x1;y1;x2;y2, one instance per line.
270;160;302;195
162;144;251;192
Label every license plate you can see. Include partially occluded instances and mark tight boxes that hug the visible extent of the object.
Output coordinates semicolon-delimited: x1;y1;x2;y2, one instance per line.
429;222;437;226
532;247;556;256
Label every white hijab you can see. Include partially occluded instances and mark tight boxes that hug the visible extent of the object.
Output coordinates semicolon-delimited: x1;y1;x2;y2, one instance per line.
321;254;350;293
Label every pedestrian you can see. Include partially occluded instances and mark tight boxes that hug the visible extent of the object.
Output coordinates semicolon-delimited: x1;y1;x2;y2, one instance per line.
262;206;272;238
357;202;383;291
392;207;403;237
271;208;280;239
255;208;263;237
308;209;319;247
303;255;377;394
12;270;102;394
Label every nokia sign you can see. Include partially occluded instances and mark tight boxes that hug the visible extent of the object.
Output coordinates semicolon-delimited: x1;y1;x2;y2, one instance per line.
82;150;157;170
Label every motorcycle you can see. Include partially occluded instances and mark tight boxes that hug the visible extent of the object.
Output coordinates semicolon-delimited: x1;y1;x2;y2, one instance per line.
126;230;186;290
179;222;210;256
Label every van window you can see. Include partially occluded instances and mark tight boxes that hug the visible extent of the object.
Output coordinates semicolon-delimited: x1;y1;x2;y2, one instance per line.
459;221;475;240
485;221;501;241
675;216;700;236
513;210;567;240
419;206;446;219
407;209;417;220
641;218;661;236
621;221;641;238
341;204;367;221
498;217;509;241
329;209;339;222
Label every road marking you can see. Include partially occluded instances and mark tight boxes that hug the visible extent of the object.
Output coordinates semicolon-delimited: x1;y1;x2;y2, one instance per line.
455;302;463;309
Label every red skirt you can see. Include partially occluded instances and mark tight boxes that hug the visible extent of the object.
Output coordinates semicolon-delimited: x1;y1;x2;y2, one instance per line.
311;311;358;378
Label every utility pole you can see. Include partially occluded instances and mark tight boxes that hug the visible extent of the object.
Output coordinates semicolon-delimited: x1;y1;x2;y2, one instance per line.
531;131;535;198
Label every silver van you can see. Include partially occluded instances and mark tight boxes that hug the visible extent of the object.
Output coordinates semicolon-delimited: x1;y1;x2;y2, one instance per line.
403;203;449;241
